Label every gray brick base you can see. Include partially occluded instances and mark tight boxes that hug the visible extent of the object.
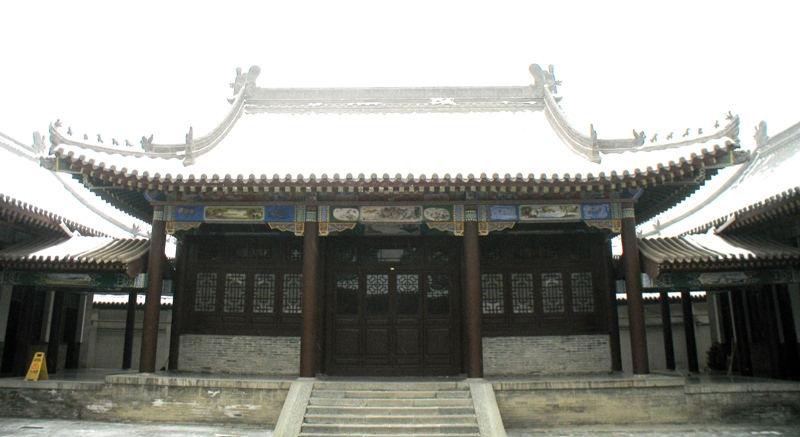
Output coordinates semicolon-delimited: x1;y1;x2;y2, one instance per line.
483;335;611;376
178;335;300;375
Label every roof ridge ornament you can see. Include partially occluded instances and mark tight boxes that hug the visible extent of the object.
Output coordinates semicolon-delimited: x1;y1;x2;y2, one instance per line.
528;64;561;94
754;120;769;147
230;66;262;97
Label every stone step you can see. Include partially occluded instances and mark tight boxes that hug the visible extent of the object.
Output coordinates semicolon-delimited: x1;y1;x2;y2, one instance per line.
300;434;481;437
311;381;465;391
300;423;480;435
306;405;475;416
304;413;478;425
312;389;471;399
307;397;474;407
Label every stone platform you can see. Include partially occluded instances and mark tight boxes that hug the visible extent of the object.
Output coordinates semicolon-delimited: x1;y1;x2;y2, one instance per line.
0;370;798;431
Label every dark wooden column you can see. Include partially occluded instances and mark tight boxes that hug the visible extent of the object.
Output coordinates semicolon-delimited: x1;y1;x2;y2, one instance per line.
660;291;675;370
605;239;623;372
681;289;699;373
300;222;320;377
463;221;483;378
13;288;38;376
763;286;782;379
730;289;753;376
621;203;649;374
46;291;66;374
139;210;167;373
122;290;137;370
776;285;800;379
168;238;187;371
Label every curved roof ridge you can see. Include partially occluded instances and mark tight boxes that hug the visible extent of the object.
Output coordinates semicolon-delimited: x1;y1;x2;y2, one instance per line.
47;85;249;166
623;116;740;154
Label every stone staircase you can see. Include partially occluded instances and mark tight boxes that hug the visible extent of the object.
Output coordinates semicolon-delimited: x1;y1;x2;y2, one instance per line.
297;381;481;436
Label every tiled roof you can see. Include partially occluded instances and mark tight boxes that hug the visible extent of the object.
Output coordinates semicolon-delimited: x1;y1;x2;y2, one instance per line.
0;235;150;271
638;233;800;277
645;120;800;237
0;131;150;239
43;64;741;224
1;193;107;237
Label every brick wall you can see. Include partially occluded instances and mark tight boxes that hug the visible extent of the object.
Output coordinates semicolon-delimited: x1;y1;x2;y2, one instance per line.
178;334;300;375
483;335;611;375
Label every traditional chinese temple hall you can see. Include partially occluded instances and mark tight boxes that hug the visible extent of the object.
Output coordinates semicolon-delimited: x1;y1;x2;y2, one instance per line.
1;64;799;434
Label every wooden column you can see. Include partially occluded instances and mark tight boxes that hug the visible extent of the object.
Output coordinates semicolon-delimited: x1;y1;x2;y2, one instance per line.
605;239;623;372
463;220;483;378
13;288;37;376
621;203;649;374
660;291;675;370
300;222;320;377
122;290;137;370
139;210;167;373
46;291;66;375
681;289;699;373
776;286;800;379
730;289;753;376
168;238;187;371
763;286;782;379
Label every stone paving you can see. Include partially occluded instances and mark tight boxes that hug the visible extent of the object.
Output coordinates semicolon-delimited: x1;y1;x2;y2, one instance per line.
0;419;799;436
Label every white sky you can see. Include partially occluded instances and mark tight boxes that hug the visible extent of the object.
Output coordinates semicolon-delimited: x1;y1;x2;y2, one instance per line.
1;1;798;232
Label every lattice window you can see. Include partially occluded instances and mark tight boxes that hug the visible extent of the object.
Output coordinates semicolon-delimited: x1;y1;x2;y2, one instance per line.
253;273;276;314
336;274;359;315
233;246;276;260
282;273;303;314
396;274;419;314
539;245;558;259
481;273;505;314
335;244;358;263
512;245;535;260
511;273;534;314
480;243;501;263
286;244;303;262
366;274;389;315
368;245;419;262
541;272;565;313
427;274;450;315
223;273;247;313
571;272;595;313
194;272;217;312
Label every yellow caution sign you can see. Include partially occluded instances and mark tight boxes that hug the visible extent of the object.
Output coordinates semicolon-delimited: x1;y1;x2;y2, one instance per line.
24;352;48;381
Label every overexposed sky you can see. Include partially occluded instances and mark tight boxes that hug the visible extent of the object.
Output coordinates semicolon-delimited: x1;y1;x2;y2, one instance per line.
2;1;797;144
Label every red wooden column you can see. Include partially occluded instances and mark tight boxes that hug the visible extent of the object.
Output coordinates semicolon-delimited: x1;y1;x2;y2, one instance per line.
660;291;676;370
463;220;483;378
681;289;699;373
139;208;167;373
122;289;137;370
300;222;320;377
620;203;649;374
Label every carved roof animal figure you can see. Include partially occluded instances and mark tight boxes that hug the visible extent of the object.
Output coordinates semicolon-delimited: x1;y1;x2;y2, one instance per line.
714;120;720;128
682;128;690;137
125;139;133;147
96;134;103;143
650;133;658;143
666;132;674;140
67;127;72;135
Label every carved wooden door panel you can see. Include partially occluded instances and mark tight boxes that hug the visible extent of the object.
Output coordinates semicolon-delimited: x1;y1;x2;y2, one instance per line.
326;237;460;376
